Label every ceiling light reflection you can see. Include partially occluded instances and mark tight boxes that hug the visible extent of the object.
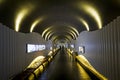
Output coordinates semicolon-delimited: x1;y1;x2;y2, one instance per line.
15;4;34;32
77;17;89;31
30;18;43;32
69;26;79;36
0;0;3;4
83;4;102;29
77;2;102;29
42;26;53;37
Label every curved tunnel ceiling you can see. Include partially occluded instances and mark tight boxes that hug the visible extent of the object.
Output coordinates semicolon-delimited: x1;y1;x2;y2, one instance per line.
0;0;120;42
42;25;79;40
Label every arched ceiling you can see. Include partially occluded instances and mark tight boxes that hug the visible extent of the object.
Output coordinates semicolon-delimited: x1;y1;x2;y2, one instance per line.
0;0;120;43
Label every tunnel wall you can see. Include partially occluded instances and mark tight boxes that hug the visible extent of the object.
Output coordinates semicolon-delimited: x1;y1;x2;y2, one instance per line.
0;24;51;80
75;16;120;80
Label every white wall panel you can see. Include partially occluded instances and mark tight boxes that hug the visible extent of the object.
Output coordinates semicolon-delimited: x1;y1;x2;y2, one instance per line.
75;16;120;80
0;23;51;80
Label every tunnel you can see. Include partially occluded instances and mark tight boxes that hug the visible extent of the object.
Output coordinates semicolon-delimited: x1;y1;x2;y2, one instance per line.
0;0;120;80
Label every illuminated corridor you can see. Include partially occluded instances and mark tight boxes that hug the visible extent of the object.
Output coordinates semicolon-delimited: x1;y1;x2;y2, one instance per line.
39;48;90;80
0;0;120;80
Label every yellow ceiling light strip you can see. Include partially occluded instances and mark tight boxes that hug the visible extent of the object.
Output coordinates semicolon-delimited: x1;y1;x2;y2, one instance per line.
68;29;77;39
79;3;102;29
65;35;72;40
77;17;89;31
52;35;71;43
15;9;28;32
47;30;75;40
54;38;60;43
30;17;44;32
47;32;54;40
42;25;79;40
64;38;70;42
0;0;4;4
45;30;53;40
54;38;69;43
67;32;75;39
53;37;62;43
69;26;79;36
42;26;53;37
51;36;58;41
62;24;79;38
15;4;34;32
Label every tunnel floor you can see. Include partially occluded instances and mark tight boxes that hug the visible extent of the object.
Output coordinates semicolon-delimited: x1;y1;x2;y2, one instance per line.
38;48;91;80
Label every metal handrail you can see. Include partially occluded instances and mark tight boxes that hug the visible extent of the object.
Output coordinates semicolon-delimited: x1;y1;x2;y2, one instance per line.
76;57;107;80
10;48;60;80
67;49;107;80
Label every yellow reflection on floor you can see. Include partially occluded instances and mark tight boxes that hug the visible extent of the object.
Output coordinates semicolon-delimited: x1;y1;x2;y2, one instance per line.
76;55;108;80
77;62;91;80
